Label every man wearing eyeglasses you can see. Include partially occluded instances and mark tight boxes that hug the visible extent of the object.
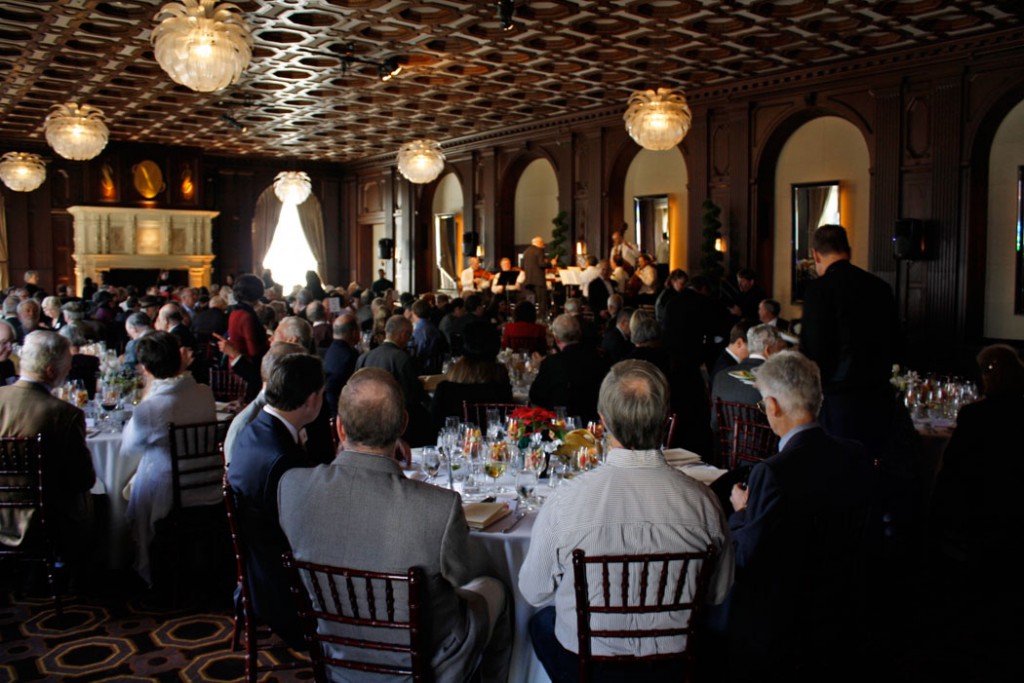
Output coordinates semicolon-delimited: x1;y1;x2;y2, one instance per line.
725;350;873;681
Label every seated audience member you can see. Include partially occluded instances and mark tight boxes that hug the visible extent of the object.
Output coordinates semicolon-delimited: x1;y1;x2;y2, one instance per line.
227;353;327;648
17;299;46;342
0;331;95;568
626;309;670;376
305;300;331;349
711;324;784;416
519;360;734;683
501;301;547;354
409;299;447;375
530;314;610;423
727;350;873;680
356;315;432;446
323;313;360;417
42;295;64;331
600;305;634;363
123;332;217;586
156;303;196;352
60;300;100;342
758;298;789;331
588;260;616;318
0;320;17;385
563;298;597;350
224;342;334;466
931;345;1024;620
439;297;467;352
430;319;513;431
122;312;154;372
191;295;228;339
279;368;512;682
58;325;100;399
3;295;22;335
710;319;756;380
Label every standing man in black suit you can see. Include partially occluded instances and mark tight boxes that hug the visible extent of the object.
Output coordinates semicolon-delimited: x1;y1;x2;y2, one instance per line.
323;313;360;416
727;350;873;681
529;314;610;423
226;353;326;648
522;236;549;320
800;224;901;447
587;259;616;319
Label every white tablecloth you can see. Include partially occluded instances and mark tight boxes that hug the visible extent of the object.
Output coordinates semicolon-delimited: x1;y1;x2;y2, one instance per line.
88;430;142;568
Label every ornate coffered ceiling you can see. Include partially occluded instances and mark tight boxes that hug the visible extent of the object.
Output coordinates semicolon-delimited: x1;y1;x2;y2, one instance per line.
1;1;1021;162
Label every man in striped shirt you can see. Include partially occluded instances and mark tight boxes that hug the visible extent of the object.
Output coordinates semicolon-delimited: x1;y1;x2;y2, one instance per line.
519;360;734;683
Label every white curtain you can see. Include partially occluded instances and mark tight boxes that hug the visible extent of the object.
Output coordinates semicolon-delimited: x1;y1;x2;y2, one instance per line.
252;184;327;289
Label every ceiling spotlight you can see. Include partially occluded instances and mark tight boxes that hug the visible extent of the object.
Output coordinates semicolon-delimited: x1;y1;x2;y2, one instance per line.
0;152;47;192
498;0;515;31
220;113;248;133
340;43;404;82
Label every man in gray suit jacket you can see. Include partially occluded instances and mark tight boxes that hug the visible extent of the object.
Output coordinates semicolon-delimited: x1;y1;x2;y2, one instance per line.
278;368;511;683
711;324;785;427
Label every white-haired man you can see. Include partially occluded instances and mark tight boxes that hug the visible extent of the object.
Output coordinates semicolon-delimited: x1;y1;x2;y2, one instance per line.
726;350;873;680
0;331;95;564
520;360;733;683
711;323;785;410
522;236;549;318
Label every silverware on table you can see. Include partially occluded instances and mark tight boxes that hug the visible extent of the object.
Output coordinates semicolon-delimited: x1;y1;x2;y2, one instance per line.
502;511;528;534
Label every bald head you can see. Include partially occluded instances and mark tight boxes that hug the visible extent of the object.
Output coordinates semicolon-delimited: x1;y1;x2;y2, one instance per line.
337;368;407;452
333;313;360;344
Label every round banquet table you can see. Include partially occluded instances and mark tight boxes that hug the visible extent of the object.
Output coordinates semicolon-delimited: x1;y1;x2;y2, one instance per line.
87;429;142;569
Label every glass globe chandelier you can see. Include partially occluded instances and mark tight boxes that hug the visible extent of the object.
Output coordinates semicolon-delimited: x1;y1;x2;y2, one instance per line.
623;88;692;151
396;139;446;184
152;0;253;93
0;152;47;192
44;103;109;160
274;171;312;205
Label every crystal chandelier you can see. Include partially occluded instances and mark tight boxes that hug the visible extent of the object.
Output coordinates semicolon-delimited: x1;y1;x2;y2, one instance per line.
0;152;47;192
152;0;253;93
396;139;446;184
274;171;312;205
623;88;692;151
44;103;109;160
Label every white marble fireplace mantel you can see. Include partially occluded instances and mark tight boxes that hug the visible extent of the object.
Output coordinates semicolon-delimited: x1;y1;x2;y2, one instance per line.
68;205;219;293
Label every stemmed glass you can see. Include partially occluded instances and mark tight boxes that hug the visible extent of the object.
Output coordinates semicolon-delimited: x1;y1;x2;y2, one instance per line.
96;383;121;432
483;443;508;492
422;446;441;484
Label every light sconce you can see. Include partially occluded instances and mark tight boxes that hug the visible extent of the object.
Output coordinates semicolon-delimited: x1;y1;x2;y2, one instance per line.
623;87;693;151
0;152;47;192
340;43;403;82
274;171;312;205
498;0;516;31
44;103;109;160
714;237;726;253
396;139;446;184
152;0;253;93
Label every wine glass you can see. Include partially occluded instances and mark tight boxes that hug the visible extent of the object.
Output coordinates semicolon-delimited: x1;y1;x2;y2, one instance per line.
422;446;441;484
515;469;539;510
483;442;509;491
97;384;121;432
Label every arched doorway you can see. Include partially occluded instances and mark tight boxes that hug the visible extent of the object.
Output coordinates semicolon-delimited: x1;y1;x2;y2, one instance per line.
497;153;559;266
622;148;688;270
431;172;465;291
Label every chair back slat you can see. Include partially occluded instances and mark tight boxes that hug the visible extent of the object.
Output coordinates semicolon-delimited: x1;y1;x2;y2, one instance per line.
730;420;779;469
284;553;428;681
663;413;677;449
168;420;231;512
572;547;717;681
208;368;248;403
714;399;770;467
462;402;522;430
0;435;46;540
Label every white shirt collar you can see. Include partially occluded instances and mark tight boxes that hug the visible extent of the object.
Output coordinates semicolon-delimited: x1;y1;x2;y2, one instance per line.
263;405;300;444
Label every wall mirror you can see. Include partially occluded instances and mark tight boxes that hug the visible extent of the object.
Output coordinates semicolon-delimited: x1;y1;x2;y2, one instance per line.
792;181;840;302
435;213;458;290
633;194;669;255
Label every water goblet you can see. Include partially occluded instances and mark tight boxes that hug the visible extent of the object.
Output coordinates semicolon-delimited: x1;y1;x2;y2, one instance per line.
515;469;539;510
422;446;441;484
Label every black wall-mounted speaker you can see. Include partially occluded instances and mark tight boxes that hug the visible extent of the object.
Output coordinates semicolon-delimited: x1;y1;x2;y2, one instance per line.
378;238;394;260
893;218;925;260
462;231;479;254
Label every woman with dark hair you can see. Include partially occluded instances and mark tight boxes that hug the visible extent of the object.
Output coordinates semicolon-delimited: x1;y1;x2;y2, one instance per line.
225;274;269;364
430;319;513;431
304;270;327;301
500;301;547;354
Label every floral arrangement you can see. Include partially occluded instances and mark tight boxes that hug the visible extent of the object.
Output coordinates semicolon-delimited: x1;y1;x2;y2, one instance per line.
890;364;920;393
508;407;565;448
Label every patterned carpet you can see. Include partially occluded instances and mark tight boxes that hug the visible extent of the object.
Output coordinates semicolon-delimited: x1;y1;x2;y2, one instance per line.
0;581;312;682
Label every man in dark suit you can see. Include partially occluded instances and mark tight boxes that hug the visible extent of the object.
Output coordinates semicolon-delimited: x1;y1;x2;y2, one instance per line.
711;324;784;414
355;315;431;446
757;298;789;332
323;313;360;416
279;368;511;683
226;353;326;648
800;224;901;448
530;314;610;423
710;319;756;381
727;268;768;321
587;260;616;318
0;331;95;570
600;305;633;363
157;303;196;351
726;350;873;681
305;300;332;349
191;295;229;339
522;236;549;319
